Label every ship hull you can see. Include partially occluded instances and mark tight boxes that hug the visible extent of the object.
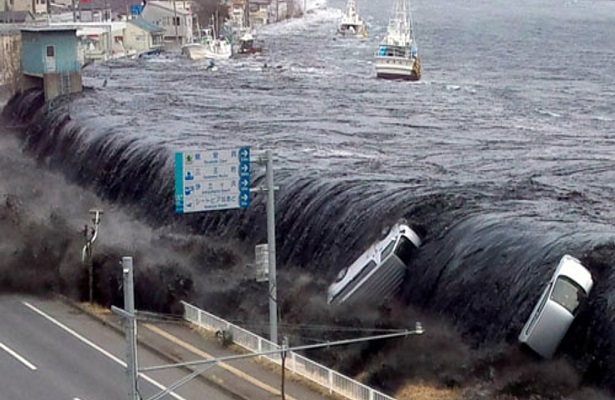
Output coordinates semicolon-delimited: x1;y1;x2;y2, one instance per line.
374;56;420;81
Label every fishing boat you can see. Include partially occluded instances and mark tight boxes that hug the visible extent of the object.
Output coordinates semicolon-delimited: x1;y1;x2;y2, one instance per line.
337;0;367;38
200;26;232;60
373;0;420;81
181;43;209;61
236;31;262;55
182;23;232;61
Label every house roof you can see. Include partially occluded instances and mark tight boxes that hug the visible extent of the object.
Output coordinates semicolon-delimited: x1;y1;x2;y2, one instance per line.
143;1;191;15
0;11;34;23
21;25;77;32
129;17;164;33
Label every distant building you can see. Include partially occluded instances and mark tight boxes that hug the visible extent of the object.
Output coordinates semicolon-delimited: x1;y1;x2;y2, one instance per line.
74;21;127;62
0;10;34;23
141;1;193;44
0;0;47;15
248;0;270;27
0;27;21;90
76;0;113;22
124;17;164;55
20;26;83;101
228;0;247;29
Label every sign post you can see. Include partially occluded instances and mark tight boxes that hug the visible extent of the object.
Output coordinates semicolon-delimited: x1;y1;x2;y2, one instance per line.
174;146;279;344
175;147;251;213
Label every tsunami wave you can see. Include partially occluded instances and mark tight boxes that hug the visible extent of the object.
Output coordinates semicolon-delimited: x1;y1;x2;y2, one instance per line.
3;89;615;392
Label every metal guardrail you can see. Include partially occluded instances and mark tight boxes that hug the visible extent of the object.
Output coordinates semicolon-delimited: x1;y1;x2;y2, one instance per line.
181;301;396;400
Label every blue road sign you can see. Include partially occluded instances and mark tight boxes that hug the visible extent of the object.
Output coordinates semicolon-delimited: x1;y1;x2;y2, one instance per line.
175;146;251;213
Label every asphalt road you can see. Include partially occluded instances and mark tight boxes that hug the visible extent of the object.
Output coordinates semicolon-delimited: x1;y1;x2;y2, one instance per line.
0;295;237;400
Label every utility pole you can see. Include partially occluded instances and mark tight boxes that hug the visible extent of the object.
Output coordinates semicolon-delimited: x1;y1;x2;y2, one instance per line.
249;150;279;344
112;257;139;400
265;149;278;345
172;0;179;45
82;209;103;304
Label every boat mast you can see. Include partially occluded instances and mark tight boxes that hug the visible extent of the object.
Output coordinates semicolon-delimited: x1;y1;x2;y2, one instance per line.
345;0;358;19
388;0;411;45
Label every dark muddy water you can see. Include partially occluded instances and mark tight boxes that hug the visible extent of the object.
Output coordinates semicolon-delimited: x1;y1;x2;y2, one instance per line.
3;0;615;393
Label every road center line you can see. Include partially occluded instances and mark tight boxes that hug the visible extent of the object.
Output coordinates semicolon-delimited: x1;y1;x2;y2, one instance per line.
22;301;187;400
0;341;37;370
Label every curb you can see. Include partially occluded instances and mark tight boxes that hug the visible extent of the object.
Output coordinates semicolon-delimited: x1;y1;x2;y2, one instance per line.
55;295;249;400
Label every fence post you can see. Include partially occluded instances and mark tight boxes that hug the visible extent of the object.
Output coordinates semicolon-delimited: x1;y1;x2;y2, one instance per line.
328;370;333;394
197;308;202;326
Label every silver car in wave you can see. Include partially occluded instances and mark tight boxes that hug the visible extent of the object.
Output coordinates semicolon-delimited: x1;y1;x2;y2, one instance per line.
327;221;422;306
518;254;594;359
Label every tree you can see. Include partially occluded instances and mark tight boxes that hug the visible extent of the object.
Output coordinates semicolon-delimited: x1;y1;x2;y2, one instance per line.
190;0;229;33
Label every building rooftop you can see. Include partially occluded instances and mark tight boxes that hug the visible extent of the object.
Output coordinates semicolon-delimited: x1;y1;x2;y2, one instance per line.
144;1;191;15
20;25;78;32
129;17;165;33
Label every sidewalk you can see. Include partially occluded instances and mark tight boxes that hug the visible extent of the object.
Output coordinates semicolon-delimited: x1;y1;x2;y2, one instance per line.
68;299;338;400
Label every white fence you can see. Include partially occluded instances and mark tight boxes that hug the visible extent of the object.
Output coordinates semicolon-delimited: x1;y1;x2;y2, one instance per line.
181;301;396;400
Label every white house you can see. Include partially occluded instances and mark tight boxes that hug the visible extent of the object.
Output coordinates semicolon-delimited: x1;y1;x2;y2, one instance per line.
141;1;193;44
124;17;164;55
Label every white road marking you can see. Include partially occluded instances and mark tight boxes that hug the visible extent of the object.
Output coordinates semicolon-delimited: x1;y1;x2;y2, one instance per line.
0;341;37;370
23;301;188;400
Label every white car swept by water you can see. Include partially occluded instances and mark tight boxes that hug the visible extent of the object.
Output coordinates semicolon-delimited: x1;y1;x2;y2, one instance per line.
519;254;594;359
327;221;422;306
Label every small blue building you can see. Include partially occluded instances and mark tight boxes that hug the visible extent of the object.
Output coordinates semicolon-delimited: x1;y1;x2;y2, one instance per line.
21;26;83;101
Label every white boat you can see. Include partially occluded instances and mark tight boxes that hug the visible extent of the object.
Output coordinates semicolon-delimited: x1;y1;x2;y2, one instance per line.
337;0;367;38
199;27;232;60
373;0;421;81
181;32;232;61
181;43;209;61
183;14;232;61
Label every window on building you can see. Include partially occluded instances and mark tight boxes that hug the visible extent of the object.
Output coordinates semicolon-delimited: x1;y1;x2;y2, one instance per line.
174;16;180;26
46;45;54;57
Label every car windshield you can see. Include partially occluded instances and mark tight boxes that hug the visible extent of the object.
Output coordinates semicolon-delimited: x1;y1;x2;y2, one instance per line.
394;237;418;265
550;276;586;315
